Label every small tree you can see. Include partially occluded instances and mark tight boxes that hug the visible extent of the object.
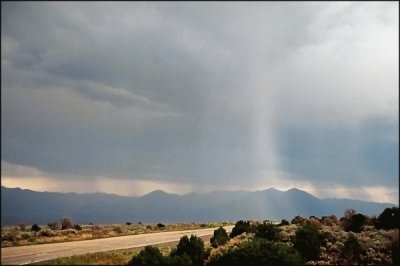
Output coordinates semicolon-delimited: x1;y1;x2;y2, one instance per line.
74;224;82;231
157;223;165;229
392;239;399;266
293;223;323;260
291;215;306;226
60;217;74;230
341;233;363;264
255;221;281;241
126;222;132;226
230;220;251;238
375;207;399;230
343;213;366;233
174;235;205;266
210;227;229;247
128;246;165;266
279;219;290;226
31;224;41;235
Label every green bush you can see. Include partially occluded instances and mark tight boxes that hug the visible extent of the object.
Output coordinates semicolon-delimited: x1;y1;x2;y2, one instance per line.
255;221;281;241
375;207;399;230
229;220;251;238
74;224;82;231
341;233;363;263
392;239;399;266
31;224;41;235
343;213;366;233
174;235;206;266
126;222;132;226
210;227;229;248
207;238;303;266
129;245;196;266
293;223;323;260
165;253;193;265
157;223;165;229
291;216;306;226
279;219;290;226
128;246;165;266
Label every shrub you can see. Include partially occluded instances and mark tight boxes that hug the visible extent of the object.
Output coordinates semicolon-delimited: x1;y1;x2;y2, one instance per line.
320;215;338;226
74;224;82;231
60;217;74;230
20;232;31;240
31;224;41;235
230;220;251;238
341;233;363;263
375;207;399;230
113;226;123;234
308;216;322;229
18;224;27;231
39;229;55;237
61;229;77;235
210;227;229;248
157;223;165;229
207;238;303;266
128;246;165;266
48;222;61;230
343;213;366;233
291;215;306;226
293;223;323;260
146;225;152;230
3;228;18;242
174;235;205;266
138;221;142;225
279;219;290;226
392;239;399;266
255;221;281;241
126;222;132;226
167;253;193;265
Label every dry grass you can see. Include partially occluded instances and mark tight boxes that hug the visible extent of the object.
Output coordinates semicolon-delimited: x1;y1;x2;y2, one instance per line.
29;245;166;265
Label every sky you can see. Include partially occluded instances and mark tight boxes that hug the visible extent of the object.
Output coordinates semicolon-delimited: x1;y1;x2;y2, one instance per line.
1;2;399;204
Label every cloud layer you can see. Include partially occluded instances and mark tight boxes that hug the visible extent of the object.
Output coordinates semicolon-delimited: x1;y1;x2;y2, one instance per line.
2;2;398;203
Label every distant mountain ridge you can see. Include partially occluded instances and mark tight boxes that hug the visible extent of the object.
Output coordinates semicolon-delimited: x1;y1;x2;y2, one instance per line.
1;186;395;225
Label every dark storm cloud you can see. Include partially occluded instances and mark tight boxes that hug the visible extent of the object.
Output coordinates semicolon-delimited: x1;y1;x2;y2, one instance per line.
1;2;398;194
277;117;398;187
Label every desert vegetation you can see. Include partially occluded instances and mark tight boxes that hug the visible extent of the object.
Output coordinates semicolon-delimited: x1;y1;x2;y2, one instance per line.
126;207;399;265
1;220;232;248
10;207;399;265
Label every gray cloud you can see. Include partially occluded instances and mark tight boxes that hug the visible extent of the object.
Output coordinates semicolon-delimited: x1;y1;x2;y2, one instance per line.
1;2;398;196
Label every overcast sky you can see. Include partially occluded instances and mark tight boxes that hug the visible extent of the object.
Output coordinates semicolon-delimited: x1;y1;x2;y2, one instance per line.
2;2;398;203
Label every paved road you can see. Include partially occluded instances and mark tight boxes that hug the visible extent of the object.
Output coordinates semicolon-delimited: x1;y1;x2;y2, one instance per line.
1;225;234;265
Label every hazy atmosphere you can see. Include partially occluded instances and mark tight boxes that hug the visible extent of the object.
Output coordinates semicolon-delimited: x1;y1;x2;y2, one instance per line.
1;2;398;203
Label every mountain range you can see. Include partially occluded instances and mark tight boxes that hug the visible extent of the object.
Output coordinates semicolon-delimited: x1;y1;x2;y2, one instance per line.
1;186;395;225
